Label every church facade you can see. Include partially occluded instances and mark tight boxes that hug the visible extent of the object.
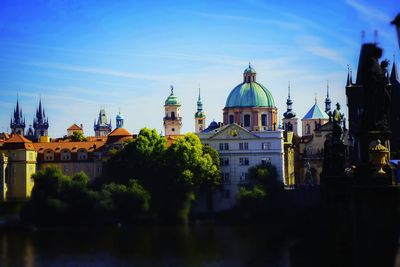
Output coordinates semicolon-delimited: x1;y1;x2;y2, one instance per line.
197;65;286;211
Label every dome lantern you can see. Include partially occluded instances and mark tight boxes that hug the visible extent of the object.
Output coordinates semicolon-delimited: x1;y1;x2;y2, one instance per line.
243;63;257;83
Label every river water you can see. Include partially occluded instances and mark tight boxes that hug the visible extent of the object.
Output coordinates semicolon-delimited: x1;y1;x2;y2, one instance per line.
0;224;309;267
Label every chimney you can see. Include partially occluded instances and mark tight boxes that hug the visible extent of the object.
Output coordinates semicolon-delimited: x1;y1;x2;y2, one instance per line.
80;124;83;130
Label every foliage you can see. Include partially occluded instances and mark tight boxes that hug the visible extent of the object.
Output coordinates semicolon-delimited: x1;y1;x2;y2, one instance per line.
23;128;221;225
104;130;221;223
237;185;267;212
22;166;150;226
247;162;283;193
236;163;283;220
70;131;88;142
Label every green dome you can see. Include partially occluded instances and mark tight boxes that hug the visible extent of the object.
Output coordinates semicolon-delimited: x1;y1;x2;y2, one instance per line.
225;82;275;108
165;86;180;105
244;64;256;74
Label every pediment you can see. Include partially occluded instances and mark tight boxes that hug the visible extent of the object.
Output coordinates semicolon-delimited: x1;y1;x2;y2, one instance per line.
208;124;257;140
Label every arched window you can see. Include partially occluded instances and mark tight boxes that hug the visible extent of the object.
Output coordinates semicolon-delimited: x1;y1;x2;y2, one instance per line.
78;149;88;160
171;112;175;119
44;149;54;161
244;114;251;127
61;149;71;161
229;115;234;124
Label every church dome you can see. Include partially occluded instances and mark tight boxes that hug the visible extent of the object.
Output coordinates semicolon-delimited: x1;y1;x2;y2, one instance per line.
165;86;180;105
225;65;275;108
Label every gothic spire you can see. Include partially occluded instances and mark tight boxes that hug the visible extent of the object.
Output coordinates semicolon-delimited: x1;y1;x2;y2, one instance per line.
325;80;332;113
391;54;399;84
197;87;203;113
346;65;351;86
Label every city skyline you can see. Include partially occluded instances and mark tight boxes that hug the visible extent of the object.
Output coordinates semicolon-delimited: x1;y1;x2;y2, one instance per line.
0;0;398;137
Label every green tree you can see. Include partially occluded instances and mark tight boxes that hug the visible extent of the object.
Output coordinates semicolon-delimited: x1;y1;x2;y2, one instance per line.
101;180;150;222
248;162;283;193
164;133;220;222
104;128;166;186
237;185;267;219
70;131;88;142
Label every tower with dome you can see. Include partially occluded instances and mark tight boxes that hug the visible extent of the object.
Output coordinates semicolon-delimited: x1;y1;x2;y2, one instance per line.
164;86;182;136
223;64;278;131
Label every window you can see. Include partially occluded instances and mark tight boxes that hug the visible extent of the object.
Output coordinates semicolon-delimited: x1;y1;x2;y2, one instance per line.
172;128;175;132
262;142;271;150
239;142;248;150
171;112;175;119
239;157;249;166
61;149;71;161
198;119;203;124
44;150;54;161
222;173;231;184
306;124;311;135
261;158;271;165
229;115;234;124
78;149;88;160
261;114;267;126
240;172;248;182
224;143;229;150
219;143;224;150
225;190;231;199
224;158;229;166
244;114;251;127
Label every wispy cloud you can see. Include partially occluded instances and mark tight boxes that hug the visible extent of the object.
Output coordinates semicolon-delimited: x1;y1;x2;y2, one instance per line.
296;35;348;66
345;0;391;23
193;12;303;30
22;61;169;82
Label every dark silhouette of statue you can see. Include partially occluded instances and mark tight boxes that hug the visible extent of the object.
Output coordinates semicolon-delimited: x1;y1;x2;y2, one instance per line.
304;161;315;186
332;102;345;144
362;44;391;131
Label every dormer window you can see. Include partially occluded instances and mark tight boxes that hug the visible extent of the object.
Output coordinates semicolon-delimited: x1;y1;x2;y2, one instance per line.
77;149;88;160
44;149;54;161
61;149;71;161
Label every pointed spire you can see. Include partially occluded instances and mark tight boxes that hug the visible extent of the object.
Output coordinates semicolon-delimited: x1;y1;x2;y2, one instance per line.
350;67;353;84
325;81;332;113
391;54;399;83
198;86;201;101
346;64;351;86
326;80;330;98
283;81;296;119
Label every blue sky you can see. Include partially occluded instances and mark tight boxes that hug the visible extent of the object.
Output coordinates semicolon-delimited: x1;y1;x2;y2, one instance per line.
0;0;398;137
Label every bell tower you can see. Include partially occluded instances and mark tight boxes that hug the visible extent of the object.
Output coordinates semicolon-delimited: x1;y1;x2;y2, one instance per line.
194;88;206;133
164;86;182;136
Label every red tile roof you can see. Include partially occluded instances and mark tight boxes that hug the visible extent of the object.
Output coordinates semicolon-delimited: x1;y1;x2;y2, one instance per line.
32;141;105;153
0;134;35;150
67;124;82;131
109;127;131;136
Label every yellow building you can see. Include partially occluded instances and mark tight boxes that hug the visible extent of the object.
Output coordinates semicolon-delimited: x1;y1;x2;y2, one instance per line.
283;131;296;187
0;134;37;201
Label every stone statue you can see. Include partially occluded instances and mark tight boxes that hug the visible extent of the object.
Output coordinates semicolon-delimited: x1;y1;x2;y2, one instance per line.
304;161;315;186
332;103;345;144
363;44;391;131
